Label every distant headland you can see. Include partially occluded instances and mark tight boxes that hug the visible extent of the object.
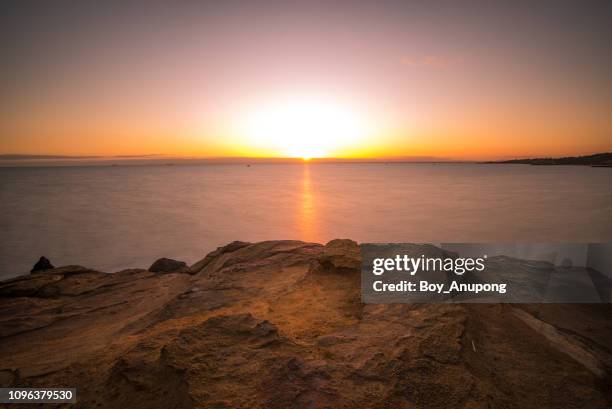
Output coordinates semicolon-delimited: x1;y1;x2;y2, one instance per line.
490;152;612;167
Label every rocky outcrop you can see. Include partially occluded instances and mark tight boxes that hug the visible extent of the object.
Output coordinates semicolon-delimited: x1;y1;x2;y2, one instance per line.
0;240;611;409
31;256;54;272
148;258;188;273
188;240;250;274
318;239;361;273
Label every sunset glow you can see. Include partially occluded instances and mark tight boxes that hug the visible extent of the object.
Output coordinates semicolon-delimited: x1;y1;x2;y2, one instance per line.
1;2;611;160
241;98;369;159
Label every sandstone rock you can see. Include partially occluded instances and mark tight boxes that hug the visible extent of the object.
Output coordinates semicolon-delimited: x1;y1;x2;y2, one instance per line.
319;239;360;273
0;240;611;409
47;265;96;276
148;257;187;273
0;272;63;297
30;256;54;273
0;265;100;298
188;240;251;274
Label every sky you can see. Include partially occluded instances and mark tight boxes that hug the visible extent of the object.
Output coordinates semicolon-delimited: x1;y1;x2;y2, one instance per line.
1;0;611;160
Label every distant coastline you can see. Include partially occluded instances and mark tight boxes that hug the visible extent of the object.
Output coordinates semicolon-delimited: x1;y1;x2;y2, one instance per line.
488;152;612;167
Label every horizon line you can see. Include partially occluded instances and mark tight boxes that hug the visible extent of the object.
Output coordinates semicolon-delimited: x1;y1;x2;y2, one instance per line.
1;152;610;163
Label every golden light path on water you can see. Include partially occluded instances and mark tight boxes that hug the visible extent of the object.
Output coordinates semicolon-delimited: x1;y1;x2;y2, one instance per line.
298;163;317;242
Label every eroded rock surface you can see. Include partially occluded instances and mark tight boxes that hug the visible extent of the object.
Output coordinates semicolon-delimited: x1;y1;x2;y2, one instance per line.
318;239;361;274
1;240;611;409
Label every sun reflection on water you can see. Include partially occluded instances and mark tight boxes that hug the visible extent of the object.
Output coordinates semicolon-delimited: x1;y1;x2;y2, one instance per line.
299;164;318;242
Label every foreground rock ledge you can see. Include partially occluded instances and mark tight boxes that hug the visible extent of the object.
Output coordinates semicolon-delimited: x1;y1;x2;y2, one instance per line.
0;240;611;409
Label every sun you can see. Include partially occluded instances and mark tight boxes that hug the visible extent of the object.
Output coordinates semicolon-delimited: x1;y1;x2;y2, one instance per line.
242;98;368;159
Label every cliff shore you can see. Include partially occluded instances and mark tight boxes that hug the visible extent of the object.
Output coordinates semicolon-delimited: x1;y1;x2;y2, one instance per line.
1;240;611;408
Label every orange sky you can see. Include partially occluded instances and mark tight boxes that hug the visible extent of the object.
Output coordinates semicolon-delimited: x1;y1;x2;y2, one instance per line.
1;1;611;160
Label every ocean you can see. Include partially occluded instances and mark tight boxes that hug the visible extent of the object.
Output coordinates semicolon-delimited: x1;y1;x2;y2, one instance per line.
1;163;611;278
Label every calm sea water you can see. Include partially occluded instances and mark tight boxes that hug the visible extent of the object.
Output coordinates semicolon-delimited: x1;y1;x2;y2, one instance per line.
1;163;611;279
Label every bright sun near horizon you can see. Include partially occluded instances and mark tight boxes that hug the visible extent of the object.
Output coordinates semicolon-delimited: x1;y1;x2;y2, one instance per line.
241;98;369;159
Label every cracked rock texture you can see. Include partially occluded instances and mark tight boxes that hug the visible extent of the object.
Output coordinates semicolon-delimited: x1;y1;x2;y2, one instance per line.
0;240;611;408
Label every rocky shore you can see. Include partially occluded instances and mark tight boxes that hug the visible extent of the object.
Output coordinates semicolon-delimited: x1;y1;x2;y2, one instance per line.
1;240;611;408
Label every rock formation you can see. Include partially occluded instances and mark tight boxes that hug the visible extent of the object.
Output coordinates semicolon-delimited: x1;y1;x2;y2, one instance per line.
30;256;54;273
148;257;188;273
1;240;611;408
